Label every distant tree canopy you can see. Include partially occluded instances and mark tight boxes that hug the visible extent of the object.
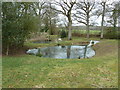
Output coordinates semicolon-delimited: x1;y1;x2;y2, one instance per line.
2;2;39;55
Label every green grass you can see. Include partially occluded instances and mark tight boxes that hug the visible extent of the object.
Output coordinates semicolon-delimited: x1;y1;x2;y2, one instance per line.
72;30;101;35
24;37;101;48
2;38;118;88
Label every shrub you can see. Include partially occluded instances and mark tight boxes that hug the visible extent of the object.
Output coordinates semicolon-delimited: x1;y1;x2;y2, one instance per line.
41;26;49;32
2;2;39;55
104;27;120;39
60;30;67;38
36;53;43;57
36;49;42;57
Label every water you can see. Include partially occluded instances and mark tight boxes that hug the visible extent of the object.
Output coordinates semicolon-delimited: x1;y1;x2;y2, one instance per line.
27;45;96;59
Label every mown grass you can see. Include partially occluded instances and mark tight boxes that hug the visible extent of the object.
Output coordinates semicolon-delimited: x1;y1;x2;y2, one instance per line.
24;37;101;48
2;38;118;88
72;30;101;35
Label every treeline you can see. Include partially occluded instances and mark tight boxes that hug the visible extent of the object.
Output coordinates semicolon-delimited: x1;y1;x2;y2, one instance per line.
2;0;120;55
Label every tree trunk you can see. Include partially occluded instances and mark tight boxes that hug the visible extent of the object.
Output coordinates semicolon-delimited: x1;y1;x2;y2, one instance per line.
86;25;90;38
100;26;104;39
39;2;42;34
101;2;106;39
86;12;90;39
68;21;72;40
113;9;117;31
6;44;9;56
39;15;42;34
101;21;104;39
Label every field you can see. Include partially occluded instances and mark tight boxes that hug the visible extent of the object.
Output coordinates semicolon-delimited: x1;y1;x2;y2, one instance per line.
2;38;118;88
72;30;101;35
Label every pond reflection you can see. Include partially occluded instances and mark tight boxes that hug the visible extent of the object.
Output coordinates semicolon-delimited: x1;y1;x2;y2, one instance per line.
27;40;100;59
36;45;95;59
67;46;71;58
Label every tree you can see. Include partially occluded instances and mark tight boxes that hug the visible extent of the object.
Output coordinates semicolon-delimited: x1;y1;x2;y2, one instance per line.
42;1;58;35
95;0;110;39
2;2;39;55
100;1;106;39
107;2;120;29
32;1;46;33
52;0;76;40
74;0;95;38
104;1;120;39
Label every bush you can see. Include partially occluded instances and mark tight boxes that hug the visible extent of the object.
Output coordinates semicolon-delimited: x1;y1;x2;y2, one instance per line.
36;53;43;57
2;2;39;55
36;49;42;57
104;27;120;39
41;26;49;32
60;30;67;38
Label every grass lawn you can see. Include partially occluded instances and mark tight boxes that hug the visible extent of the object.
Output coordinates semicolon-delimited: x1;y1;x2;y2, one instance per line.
2;38;118;88
24;37;101;48
72;30;101;35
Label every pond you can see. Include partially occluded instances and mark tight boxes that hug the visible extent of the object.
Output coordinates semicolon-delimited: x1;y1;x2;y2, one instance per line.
26;40;100;59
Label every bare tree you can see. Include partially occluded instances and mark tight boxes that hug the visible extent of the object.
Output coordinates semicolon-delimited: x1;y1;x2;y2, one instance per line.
52;0;76;40
32;1;58;35
37;1;46;32
95;0;110;39
74;0;95;38
107;2;120;29
43;1;58;35
32;1;46;33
